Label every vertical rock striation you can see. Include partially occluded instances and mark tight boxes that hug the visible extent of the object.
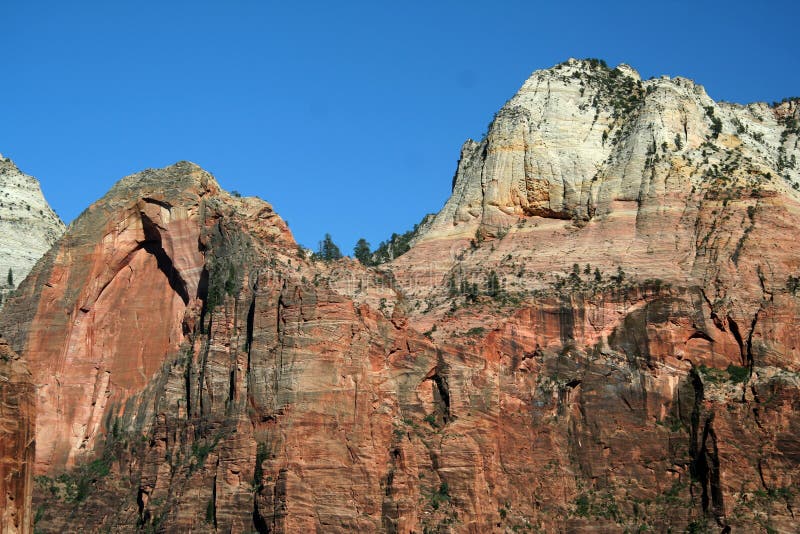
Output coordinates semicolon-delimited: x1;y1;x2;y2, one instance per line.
2;60;800;532
0;337;35;534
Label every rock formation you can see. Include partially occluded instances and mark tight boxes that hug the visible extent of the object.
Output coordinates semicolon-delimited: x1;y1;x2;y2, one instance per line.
1;60;800;532
0;337;35;534
0;155;65;308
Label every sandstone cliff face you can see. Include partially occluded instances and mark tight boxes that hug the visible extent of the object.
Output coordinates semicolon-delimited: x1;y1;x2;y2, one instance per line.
0;337;35;534
421;59;799;239
0;155;65;308
400;60;800;312
385;59;800;532
2;60;800;533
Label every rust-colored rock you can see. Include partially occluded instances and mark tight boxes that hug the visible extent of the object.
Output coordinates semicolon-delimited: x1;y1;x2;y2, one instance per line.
2;61;800;533
0;337;35;534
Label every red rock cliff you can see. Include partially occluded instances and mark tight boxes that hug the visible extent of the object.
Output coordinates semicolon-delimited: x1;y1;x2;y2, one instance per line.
0;337;35;534
2;61;800;533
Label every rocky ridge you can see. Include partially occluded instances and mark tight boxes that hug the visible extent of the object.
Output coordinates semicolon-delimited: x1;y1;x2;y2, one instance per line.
0;155;65;307
1;60;800;532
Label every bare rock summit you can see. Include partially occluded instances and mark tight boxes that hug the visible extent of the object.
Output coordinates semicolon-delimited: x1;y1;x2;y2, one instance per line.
0;155;65;306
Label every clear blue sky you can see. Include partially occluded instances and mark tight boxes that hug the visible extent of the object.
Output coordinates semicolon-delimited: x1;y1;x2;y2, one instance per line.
2;1;798;253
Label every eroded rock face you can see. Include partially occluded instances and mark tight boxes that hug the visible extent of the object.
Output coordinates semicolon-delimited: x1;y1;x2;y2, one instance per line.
0;155;65;308
0;337;35;534
1;162;217;473
421;59;799;239
2;60;800;533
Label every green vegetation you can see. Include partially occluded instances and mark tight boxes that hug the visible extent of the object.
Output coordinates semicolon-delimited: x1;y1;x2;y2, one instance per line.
34;505;45;525
429;482;451;510
36;454;113;503
656;415;687;433
190;435;221;473
486;270;501;298
611;266;625;284
206;499;216;524
596;63;647;125
696;363;750;384
753;486;794;502
253;442;269;488
373;215;433;265
207;263;239;312
704;106;723;139
575;494;590;517
352;215;433;266
569;263;582;285
546;264;650;297
353;238;372;265
572;491;620;522
787;275;800;295
313;233;343;262
6;268;12;287
584;58;608;69
458;277;479;303
726;364;750;383
202;221;253;314
465;327;486;337
447;267;516;308
686;518;713;533
771;96;800;108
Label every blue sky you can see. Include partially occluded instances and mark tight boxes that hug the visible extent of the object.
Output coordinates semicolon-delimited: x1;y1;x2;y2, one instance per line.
2;1;798;253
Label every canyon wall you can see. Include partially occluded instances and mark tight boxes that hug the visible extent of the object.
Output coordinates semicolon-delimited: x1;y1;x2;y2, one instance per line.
1;60;800;532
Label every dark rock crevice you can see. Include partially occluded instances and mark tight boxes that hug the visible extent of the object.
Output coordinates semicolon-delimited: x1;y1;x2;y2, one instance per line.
727;315;746;366
689;369;727;527
139;211;190;305
430;373;452;424
252;495;270;533
246;294;256;353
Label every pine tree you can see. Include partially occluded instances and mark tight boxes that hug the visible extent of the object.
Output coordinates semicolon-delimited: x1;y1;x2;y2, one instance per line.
315;234;342;262
353;238;372;266
487;270;501;298
7;268;12;287
569;263;582;285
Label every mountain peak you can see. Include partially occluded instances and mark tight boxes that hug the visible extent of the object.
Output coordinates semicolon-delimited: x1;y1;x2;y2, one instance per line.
0;155;65;308
109;160;220;198
415;58;798;250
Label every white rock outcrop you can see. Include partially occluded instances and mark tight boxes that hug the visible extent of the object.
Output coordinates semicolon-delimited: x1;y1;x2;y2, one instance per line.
418;58;800;241
392;59;800;327
0;155;65;306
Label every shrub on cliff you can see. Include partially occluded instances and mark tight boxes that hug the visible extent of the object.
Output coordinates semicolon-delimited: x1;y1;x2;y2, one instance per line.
787;275;800;295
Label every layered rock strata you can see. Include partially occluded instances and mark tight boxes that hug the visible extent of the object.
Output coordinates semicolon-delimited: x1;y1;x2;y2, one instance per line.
2;60;800;532
0;155;65;307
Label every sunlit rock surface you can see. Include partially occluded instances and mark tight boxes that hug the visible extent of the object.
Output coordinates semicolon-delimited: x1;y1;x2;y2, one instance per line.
2;61;800;532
